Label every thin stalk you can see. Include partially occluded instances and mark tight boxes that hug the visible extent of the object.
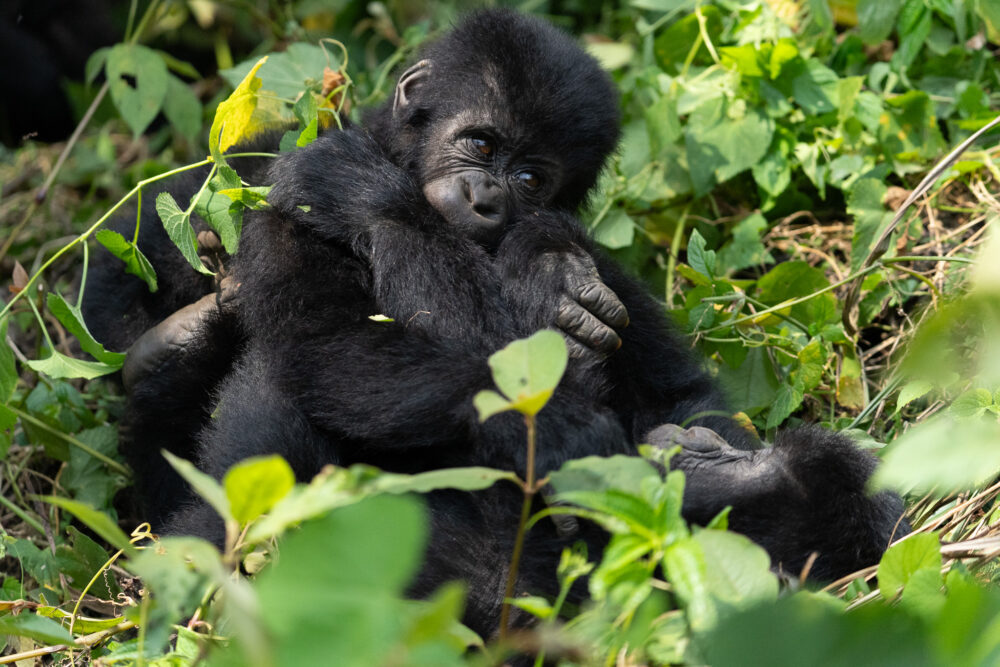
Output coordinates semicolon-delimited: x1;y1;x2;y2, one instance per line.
6;407;129;475
0;492;46;535
499;413;538;639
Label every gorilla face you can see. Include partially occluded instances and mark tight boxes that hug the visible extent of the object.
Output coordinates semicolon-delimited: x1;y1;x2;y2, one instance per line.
390;61;573;247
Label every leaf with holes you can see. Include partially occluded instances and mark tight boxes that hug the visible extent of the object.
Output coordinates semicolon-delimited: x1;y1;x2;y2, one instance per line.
105;43;169;136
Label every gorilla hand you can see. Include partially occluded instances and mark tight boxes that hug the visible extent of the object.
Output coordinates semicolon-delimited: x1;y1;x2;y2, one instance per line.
551;251;629;357
122;276;239;392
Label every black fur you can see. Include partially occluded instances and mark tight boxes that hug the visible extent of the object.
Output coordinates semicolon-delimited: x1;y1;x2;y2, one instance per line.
82;9;906;639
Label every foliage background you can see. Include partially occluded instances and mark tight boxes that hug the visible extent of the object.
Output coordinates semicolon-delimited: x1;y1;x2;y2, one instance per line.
1;0;1000;664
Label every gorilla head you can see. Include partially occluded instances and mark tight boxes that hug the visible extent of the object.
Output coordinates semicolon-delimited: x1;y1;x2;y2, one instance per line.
365;10;621;245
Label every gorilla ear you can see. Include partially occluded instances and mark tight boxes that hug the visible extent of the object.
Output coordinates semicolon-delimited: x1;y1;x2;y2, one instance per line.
393;59;433;115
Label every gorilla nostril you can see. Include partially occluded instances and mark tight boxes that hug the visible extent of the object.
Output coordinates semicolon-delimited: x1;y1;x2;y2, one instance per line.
473;201;501;220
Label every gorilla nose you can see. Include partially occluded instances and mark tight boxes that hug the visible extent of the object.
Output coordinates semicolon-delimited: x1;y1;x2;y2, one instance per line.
462;173;505;222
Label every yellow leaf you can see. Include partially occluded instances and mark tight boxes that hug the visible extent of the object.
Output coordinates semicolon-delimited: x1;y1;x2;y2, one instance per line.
209;57;268;160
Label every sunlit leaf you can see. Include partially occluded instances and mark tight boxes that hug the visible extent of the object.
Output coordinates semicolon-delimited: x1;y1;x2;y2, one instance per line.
877;532;941;600
224;455;296;524
46;293;125;366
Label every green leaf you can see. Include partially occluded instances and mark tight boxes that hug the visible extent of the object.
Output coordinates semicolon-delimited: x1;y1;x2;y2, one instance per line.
85;47;109;85
694;529;778;610
877;532;941;600
507;596;554;620
105;43;169;136
224;455;296;525
163;74;202;141
25;351;119;380
663;536;716;632
63;425;122;509
857;0;905;45
592;207;635;249
163;450;233;522
0;317;17;402
653;6;722;74
684;97;774;195
369;467;518;495
95;229;158;292
717;213;774;273
221;44;337;100
247;496;428;665
156;191;212;275
892;0;933;70
47;293;125;365
896;380;933;412
473;389;513;421
36;495;133;554
485;330;568;417
686;229;716;279
950;388;995;419
548;455;660;495
873;416;1000;493
0;612;75;646
194;166;242;253
766;383;804;429
217;186;272;209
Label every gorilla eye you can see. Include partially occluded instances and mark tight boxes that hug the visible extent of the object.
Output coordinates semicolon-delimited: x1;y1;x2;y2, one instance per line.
470;136;495;156
517;171;541;189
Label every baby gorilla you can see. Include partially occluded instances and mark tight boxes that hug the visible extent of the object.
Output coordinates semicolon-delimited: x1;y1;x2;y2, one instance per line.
84;9;907;638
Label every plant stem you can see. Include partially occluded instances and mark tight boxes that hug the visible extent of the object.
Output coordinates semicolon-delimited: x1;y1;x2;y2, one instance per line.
499;413;538;639
6;406;130;475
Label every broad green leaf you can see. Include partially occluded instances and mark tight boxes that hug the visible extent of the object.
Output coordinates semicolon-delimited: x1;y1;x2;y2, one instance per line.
873;416;1000;493
694;530;778;611
896;380;933;412
156;191;213;275
473;389;513;421
36;495;133;554
210;57;268;163
950;388;994;419
163;74;202;140
46;293;126;366
63;425;122;509
685;97;774;195
194;165;242;253
592;207;635;249
877;532;941;600
775;59;839;115
686;229;716;279
248;496;429;665
548;455;660;495
25;351;119;380
766;382;804;429
717;347;780;417
0;317;16;402
717;213;773;273
0;612;75;645
369;467;518;495
892;0;932;70
486;330;568;417
507;596;554;620
95;229;158;292
224;455;296;524
756;261;836;325
554;489;657;533
163;450;233;522
105;44;169;136
85;47;109;85
857;0;905;44
663;536;716;632
221;44;338;100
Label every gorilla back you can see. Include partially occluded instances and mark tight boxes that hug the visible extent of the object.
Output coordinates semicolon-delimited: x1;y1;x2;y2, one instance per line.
83;9;907;638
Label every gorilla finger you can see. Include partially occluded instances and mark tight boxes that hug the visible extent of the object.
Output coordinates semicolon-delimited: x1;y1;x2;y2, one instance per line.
576;280;629;329
197;230;222;253
556;297;621;354
646;423;729;453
